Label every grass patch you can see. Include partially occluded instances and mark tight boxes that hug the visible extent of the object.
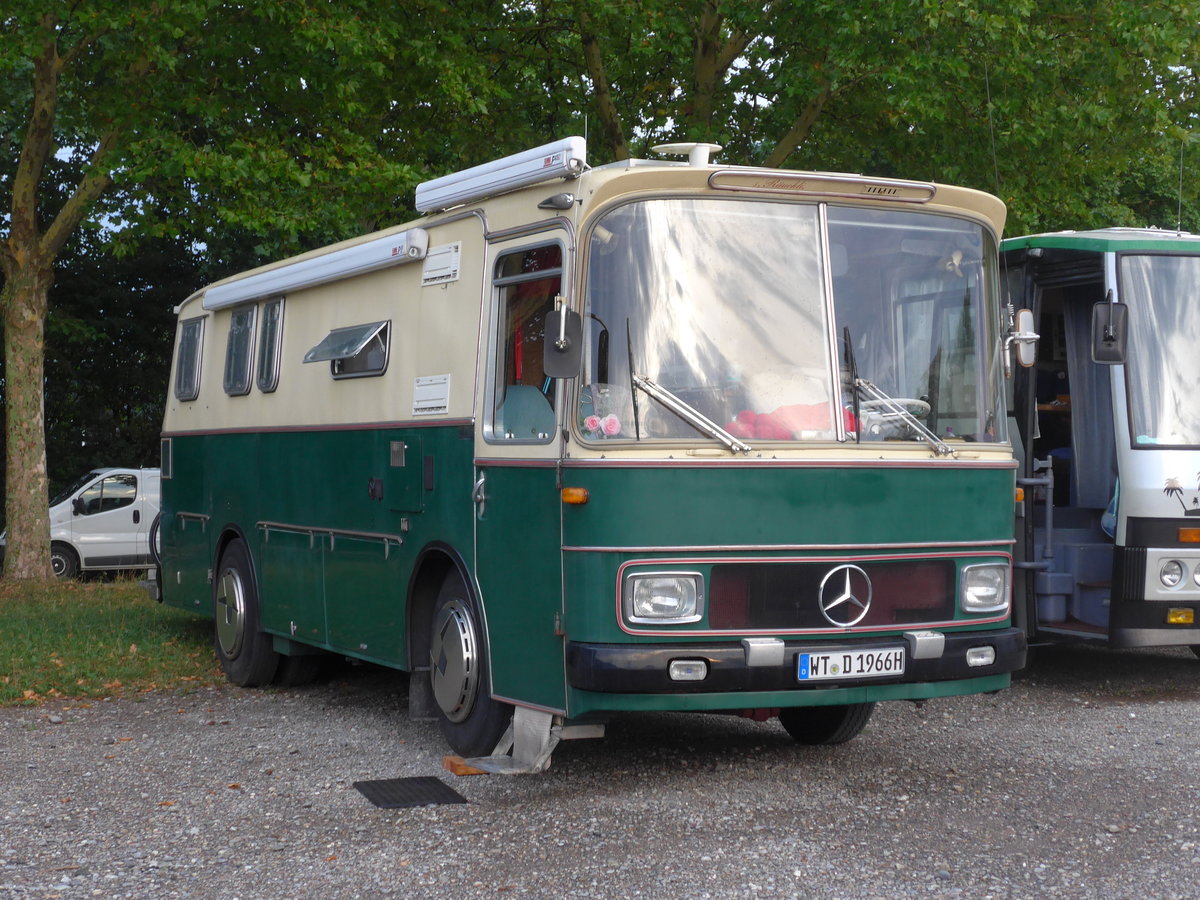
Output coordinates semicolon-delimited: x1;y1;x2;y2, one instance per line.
0;577;223;705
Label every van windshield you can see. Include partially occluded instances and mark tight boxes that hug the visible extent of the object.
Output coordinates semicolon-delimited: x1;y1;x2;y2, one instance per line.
1120;253;1200;448
578;197;1002;446
50;471;102;508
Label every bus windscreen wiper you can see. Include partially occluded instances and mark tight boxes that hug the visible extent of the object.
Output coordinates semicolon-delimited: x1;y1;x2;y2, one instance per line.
631;375;752;454
853;378;955;457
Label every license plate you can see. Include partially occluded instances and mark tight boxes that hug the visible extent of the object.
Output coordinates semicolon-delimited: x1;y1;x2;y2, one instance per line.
797;646;905;681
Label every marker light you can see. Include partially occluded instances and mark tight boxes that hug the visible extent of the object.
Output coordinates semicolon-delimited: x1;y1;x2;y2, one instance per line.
1167;608;1195;625
1180;528;1200;543
1160;560;1185;588
966;646;996;667
561;487;590;505
668;659;709;682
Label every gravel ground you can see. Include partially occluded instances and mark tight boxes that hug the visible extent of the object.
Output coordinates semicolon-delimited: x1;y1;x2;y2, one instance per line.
3;643;1200;899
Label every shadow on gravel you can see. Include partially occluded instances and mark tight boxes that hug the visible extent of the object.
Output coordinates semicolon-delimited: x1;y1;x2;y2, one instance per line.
1017;641;1200;703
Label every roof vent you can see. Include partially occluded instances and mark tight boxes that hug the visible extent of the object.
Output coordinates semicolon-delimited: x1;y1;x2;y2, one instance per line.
652;142;723;167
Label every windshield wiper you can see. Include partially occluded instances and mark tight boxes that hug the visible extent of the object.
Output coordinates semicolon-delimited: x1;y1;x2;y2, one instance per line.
631;375;752;454
853;378;955;457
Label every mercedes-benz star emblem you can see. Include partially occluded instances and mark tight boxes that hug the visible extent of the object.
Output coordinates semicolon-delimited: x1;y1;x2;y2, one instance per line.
818;564;872;627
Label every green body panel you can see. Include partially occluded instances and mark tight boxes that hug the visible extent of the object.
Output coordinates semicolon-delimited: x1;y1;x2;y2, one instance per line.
568;673;1011;716
160;424;477;669
562;461;1013;549
474;463;566;712
163;429;1014;713
560;460;1014;644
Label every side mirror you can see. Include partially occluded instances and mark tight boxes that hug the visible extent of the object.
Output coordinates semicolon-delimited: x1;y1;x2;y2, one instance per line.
1003;308;1038;377
71;498;84;516
1091;300;1128;364
543;307;582;378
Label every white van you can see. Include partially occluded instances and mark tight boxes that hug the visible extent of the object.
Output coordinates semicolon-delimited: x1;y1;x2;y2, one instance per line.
2;467;162;578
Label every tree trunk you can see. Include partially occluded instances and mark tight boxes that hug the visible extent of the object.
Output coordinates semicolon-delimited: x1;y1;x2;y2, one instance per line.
2;262;53;579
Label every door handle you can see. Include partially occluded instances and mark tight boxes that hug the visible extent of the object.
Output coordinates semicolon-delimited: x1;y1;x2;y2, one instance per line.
133;510;141;524
472;474;487;518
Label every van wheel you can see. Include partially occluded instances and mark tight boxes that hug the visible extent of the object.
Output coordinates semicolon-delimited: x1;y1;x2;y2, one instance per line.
428;571;512;757
213;540;278;686
50;542;80;579
778;702;875;745
148;514;162;566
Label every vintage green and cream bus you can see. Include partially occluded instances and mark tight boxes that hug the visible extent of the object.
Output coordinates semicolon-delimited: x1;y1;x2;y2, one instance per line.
1003;228;1200;651
156;137;1028;772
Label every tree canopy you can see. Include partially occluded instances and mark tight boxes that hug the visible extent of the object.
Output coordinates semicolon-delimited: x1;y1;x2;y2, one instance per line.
2;0;1199;576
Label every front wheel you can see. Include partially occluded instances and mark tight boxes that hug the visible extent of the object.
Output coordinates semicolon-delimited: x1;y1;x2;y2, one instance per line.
779;702;875;745
428;571;512;757
50;542;80;579
213;540;279;686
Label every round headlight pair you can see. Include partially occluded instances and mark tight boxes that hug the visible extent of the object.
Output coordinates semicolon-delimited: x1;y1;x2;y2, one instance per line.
1158;559;1200;589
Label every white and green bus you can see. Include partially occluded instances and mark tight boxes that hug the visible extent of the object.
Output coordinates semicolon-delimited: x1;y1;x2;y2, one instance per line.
1002;228;1200;651
156;138;1028;772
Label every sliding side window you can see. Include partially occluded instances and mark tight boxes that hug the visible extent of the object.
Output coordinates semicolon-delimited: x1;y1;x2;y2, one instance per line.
223;305;256;396
174;317;205;402
256;296;284;393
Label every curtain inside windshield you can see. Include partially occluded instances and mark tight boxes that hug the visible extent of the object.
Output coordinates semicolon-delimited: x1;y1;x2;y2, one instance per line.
1121;254;1200;447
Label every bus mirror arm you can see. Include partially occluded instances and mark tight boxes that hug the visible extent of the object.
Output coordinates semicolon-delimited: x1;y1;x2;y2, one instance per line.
1003;308;1039;377
543;305;583;378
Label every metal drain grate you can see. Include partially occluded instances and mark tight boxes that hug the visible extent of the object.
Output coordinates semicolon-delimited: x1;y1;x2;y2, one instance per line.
352;776;467;809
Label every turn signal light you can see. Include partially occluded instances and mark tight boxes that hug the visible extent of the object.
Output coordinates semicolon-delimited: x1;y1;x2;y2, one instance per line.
561;487;590;505
1166;608;1195;625
1179;528;1200;543
1015;487;1025;503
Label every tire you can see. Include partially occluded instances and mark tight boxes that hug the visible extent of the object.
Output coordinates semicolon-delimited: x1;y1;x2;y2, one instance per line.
779;702;876;745
213;540;279;687
428;571;512;757
50;542;80;579
148;514;162;566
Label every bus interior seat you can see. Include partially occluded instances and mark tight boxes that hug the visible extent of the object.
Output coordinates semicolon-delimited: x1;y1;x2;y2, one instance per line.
498;384;555;438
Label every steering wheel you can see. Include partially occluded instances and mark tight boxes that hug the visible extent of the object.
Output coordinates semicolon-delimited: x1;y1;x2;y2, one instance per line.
858;397;931;419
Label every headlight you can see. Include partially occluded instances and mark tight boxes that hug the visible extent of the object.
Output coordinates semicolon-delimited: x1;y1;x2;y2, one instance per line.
1160;560;1184;588
624;572;704;624
960;563;1010;614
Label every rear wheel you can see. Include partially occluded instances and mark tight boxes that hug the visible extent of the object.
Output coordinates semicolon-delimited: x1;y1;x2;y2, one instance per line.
50;542;80;579
428;571;512;757
779;702;875;745
213;540;278;686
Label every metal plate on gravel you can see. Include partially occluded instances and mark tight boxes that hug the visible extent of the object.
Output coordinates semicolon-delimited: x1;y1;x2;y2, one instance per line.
353;776;467;808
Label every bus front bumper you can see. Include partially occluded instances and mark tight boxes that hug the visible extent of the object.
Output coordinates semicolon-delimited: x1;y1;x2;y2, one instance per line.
565;628;1026;694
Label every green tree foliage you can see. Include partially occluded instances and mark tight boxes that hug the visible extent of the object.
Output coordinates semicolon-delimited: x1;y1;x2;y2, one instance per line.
0;1;494;578
491;0;1200;233
2;0;1199;577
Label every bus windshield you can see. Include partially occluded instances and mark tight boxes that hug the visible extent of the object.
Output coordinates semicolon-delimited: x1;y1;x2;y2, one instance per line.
1121;254;1200;448
579;197;1002;446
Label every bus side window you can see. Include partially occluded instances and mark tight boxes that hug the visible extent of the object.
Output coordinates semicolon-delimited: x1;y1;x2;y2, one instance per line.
491;244;562;441
174;317;205;402
256;296;284;393
223;305;256;396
